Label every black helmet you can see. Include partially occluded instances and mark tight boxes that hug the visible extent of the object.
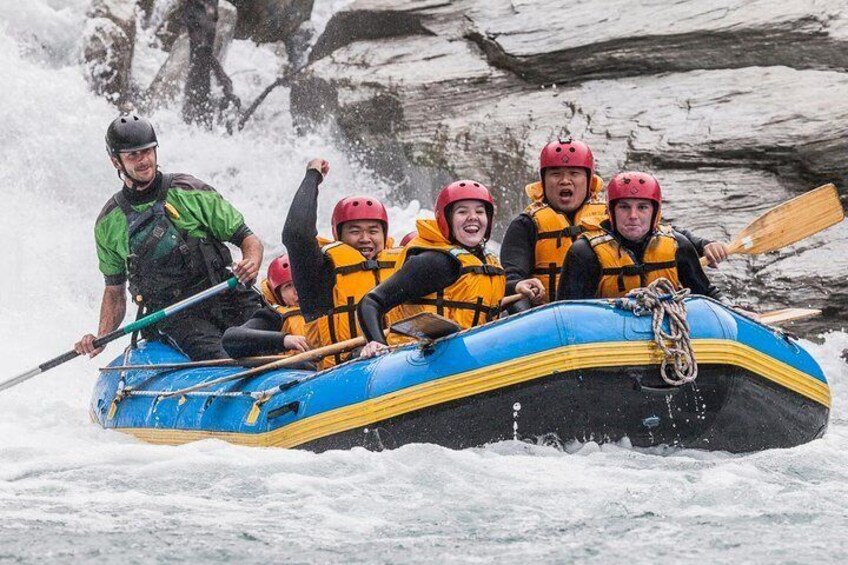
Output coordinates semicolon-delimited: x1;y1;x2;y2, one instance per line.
105;114;158;157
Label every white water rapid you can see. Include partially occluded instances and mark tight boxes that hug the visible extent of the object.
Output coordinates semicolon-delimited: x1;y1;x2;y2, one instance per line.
1;2;847;563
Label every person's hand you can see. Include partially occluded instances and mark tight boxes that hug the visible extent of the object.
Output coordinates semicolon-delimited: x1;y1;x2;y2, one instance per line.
359;340;389;359
703;241;729;268
284;334;310;353
232;257;259;285
515;278;546;305
74;333;104;358
307;158;330;179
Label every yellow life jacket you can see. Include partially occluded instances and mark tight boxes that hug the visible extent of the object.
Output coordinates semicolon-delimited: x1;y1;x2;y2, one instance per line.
583;225;680;298
275;304;307;338
523;175;607;299
307;238;400;366
395;219;506;330
257;278;309;345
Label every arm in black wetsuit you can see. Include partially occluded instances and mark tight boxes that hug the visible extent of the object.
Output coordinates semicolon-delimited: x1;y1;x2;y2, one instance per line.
672;232;725;301
281;168;335;321
222;308;287;358
357;251;461;345
557;239;601;300
500;214;537;295
674;227;712;256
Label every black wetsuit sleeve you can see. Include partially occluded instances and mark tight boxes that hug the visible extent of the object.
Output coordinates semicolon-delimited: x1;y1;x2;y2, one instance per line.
222;308;287;358
673;232;725;301
500;214;537;295
556;239;601;300
281;169;335;320
357;251;462;345
674;226;712;256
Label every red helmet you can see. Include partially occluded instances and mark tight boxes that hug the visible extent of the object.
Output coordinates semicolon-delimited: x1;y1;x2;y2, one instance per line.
400;231;417;247
267;254;293;292
539;137;595;178
606;171;662;231
331;195;389;239
435;180;495;240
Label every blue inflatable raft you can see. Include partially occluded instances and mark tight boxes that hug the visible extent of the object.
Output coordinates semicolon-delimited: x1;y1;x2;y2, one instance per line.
90;297;830;452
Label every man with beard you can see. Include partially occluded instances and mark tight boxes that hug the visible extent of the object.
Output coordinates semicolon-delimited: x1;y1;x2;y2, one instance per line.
75;114;263;361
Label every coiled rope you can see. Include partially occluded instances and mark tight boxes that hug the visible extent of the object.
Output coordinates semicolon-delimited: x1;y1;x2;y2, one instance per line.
615;278;698;386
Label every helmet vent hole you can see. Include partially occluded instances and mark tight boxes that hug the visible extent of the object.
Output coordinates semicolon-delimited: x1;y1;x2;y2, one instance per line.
473;182;480;187
353;201;360;207
366;200;373;205
569;147;575;152
639;179;645;184
624;178;631;184
555;147;562;153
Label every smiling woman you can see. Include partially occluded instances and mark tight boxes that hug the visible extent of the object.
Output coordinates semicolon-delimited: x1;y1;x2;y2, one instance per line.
449;199;489;248
356;180;548;359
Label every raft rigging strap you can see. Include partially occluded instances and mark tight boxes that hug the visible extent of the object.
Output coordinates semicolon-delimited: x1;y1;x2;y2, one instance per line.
614;278;698;386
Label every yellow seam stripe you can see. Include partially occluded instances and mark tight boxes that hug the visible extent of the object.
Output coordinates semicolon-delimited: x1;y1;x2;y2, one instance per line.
116;339;831;448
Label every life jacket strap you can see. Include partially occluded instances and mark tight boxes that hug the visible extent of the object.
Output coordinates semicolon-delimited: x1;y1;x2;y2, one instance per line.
459;264;505;276
537;225;585;247
333;259;395;276
602;260;677;292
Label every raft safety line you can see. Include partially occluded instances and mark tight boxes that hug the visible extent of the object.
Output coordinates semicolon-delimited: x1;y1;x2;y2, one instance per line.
615;279;697;386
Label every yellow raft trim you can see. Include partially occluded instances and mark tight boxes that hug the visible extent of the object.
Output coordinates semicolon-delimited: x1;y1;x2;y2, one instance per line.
115;338;831;448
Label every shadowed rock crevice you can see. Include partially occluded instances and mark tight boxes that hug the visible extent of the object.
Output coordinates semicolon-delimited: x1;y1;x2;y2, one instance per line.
466;27;848;86
627;147;848;192
310;10;435;62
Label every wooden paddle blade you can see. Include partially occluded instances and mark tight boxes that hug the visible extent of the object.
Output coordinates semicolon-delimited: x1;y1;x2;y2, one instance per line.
728;184;844;256
758;308;822;325
390;312;461;340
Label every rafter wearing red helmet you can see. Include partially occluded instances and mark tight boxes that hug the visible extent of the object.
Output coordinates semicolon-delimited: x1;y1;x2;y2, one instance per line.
358;180;526;359
281;158;405;366
557;172;725;302
501;138;728;310
222;254;312;358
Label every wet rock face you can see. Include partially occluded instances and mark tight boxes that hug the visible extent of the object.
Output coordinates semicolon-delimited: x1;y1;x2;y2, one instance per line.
144;0;238;114
291;0;848;325
82;0;137;103
230;0;314;43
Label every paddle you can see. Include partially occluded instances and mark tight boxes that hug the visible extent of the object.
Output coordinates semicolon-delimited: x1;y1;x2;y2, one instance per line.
701;183;844;266
161;313;463;398
100;354;293;372
757;308;821;325
101;313;464;373
0;277;240;394
500;293;525;309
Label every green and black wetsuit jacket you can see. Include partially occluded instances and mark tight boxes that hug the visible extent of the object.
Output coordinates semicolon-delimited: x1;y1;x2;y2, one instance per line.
94;171;253;308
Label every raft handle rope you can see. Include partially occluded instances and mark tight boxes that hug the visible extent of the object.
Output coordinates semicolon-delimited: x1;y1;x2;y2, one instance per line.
614;278;697;386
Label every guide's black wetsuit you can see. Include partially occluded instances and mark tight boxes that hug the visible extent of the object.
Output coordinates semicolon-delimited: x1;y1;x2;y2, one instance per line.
556;223;725;301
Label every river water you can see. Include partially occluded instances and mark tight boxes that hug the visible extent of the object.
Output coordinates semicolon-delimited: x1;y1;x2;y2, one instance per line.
1;2;847;563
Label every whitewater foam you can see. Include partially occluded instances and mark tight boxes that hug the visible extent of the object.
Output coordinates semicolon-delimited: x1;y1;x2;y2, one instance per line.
1;2;847;563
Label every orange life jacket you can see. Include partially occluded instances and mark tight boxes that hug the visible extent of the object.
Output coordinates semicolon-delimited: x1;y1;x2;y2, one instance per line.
522;174;606;300
306;238;400;367
394;219;506;330
582;225;680;298
257;278;309;345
